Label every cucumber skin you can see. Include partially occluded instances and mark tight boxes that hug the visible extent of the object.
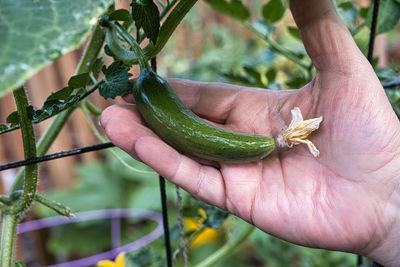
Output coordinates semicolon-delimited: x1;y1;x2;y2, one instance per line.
133;70;276;163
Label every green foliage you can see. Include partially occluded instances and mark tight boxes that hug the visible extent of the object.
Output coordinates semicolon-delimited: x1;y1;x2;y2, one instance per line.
125;248;163;267
5;111;19;127
204;0;250;22
336;1;358;27
0;70;101;135
262;0;286;23
100;61;133;99
0;0;113;97
249;229;356;267
33;149;161;257
287;26;301;40
1;0;399;265
377;67;400;119
366;0;400;35
285;72;309;88
68;73;93;89
26;87;83;122
91;58;104;80
131;0;161;44
185;198;229;229
109;9;133;23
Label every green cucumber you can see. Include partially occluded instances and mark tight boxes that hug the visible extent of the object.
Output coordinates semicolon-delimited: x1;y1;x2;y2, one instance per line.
104;21;276;162
134;69;276;162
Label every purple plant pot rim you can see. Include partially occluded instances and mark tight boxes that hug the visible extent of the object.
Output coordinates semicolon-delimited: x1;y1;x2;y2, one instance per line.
17;209;163;267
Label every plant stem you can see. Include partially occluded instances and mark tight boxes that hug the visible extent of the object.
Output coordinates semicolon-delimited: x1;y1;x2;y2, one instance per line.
109;22;151;70
84;99;102;116
244;22;309;70
76;24;106;74
106;0;198;66
7;88;38;215
34;193;73;217
0;214;18;267
9;23;106;193
1;87;37;267
195;223;254;267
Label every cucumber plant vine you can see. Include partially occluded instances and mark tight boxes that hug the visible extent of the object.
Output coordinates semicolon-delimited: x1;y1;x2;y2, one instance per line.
0;0;399;266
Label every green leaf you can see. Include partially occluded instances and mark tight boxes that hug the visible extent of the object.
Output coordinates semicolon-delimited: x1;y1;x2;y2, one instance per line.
109;9;133;22
366;0;400;34
285;73;308;88
27;87;83;121
68;73;92;89
100;61;133;99
126;248;162;267
266;68;277;83
359;6;369;19
243;65;265;87
262;0;286;23
204;0;250;22
287;26;301;40
46;86;74;101
190;198;229;229
0;0;114;97
222;72;254;87
91;58;104;79
6;111;19;127
131;0;160;44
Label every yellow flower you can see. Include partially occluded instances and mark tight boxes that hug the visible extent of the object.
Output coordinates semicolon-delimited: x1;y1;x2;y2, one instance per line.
185;208;221;248
97;252;125;267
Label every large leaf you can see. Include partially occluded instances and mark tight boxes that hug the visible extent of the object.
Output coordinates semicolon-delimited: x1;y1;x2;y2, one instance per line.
366;0;400;35
0;0;113;97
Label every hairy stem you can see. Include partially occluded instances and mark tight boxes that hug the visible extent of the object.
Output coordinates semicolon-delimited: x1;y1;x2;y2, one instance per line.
9;23;106;193
7;87;38;214
244;22;309;70
0;214;18;267
84;99;102;116
0;87;37;267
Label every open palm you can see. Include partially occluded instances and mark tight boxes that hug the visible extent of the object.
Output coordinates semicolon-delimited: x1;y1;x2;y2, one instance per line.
101;0;400;264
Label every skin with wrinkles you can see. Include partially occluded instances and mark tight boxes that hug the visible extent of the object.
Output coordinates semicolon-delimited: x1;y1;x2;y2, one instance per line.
101;0;400;265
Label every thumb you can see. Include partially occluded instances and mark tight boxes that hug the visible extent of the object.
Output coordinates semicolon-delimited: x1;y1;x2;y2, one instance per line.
290;0;367;72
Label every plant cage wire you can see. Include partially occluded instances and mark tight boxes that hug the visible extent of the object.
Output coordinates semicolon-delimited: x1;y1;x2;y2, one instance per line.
0;0;391;266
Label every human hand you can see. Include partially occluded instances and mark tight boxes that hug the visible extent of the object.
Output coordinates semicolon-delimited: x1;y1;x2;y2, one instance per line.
101;0;400;265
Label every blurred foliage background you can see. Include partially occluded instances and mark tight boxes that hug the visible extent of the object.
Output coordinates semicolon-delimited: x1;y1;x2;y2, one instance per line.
2;0;400;266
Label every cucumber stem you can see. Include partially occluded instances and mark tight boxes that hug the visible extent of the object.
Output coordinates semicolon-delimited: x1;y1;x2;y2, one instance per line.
109;22;151;71
105;0;197;66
